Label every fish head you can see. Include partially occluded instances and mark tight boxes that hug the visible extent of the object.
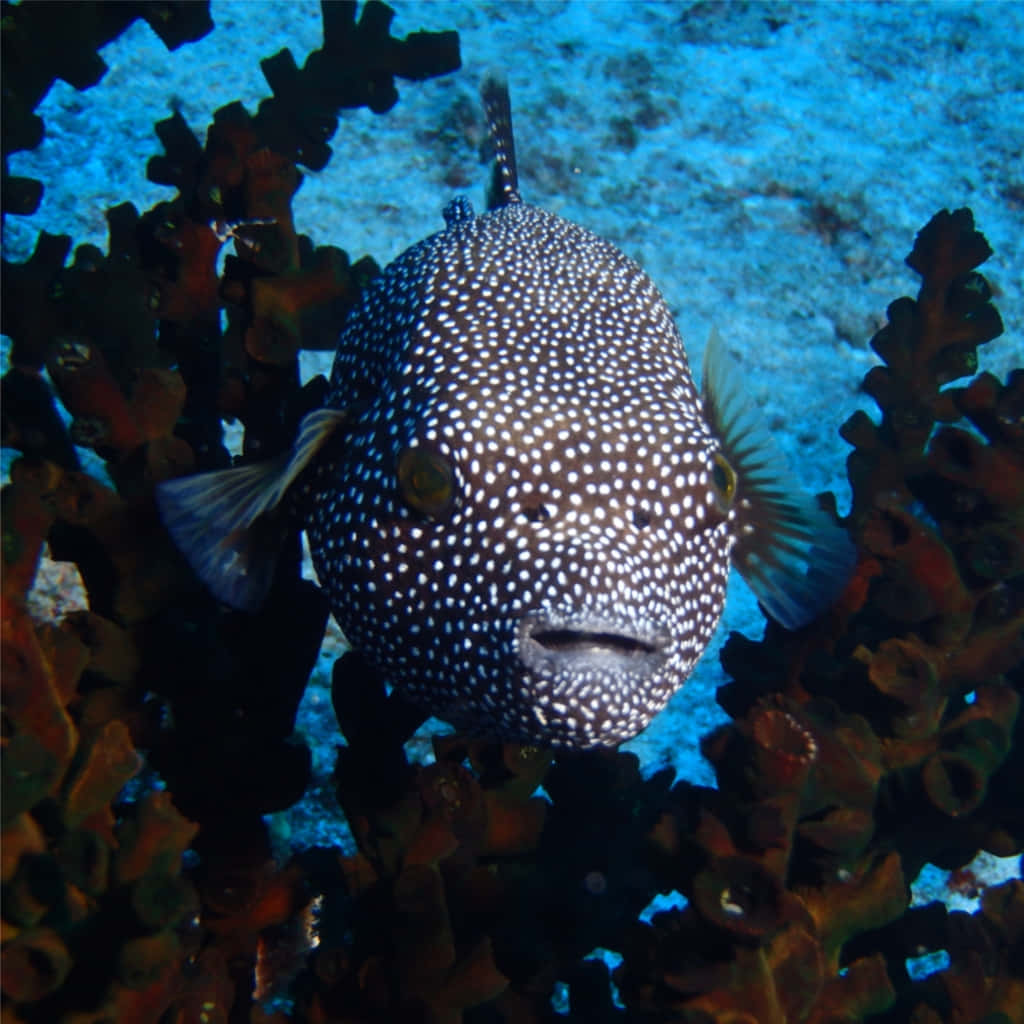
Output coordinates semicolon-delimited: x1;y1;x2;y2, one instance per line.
315;204;736;749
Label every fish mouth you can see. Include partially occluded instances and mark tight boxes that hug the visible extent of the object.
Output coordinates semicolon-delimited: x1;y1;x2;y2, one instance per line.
529;628;659;658
518;613;670;678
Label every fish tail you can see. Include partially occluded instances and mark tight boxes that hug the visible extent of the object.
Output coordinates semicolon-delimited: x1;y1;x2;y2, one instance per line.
702;328;856;629
481;71;521;208
157;407;349;610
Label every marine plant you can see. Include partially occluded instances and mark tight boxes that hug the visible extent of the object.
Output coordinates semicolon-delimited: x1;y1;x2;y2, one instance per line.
2;3;1021;1023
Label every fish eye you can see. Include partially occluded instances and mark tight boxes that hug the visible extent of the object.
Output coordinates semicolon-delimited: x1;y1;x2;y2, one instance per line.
396;446;457;518
711;452;737;514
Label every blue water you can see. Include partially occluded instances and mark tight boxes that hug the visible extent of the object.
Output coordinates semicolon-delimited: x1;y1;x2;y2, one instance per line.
4;1;1021;893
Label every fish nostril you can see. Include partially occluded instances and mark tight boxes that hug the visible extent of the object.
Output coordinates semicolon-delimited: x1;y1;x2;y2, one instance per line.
632;509;651;529
522;502;553;523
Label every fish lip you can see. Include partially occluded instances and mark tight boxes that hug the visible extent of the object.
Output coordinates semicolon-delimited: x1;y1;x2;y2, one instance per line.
517;611;671;678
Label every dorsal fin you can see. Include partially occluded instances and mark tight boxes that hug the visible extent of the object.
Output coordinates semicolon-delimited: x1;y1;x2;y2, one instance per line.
481;72;521;209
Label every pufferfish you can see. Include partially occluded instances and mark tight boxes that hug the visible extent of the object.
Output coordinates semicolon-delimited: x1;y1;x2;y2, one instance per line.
158;76;853;750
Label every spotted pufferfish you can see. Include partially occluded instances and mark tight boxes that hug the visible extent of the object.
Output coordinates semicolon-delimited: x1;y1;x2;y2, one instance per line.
158;76;853;750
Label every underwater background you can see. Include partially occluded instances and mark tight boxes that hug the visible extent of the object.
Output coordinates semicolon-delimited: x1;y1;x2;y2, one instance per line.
3;1;1022;1021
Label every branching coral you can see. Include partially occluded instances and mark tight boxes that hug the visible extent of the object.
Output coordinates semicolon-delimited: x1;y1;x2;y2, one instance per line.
1;0;214;217
2;3;460;1021
1;476;203;1019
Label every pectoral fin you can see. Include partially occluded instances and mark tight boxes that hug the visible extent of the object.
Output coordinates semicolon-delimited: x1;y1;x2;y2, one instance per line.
157;407;349;610
702;329;855;629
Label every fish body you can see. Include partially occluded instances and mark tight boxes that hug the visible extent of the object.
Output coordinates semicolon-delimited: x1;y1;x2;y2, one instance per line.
159;78;851;749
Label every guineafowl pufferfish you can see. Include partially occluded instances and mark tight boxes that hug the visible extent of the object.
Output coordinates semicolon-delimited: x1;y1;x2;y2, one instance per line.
158;76;853;750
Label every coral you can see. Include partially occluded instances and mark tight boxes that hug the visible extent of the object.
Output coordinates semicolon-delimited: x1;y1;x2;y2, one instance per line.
1;0;214;217
2;3;461;1021
1;511;202;1020
2;4;1021;1023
